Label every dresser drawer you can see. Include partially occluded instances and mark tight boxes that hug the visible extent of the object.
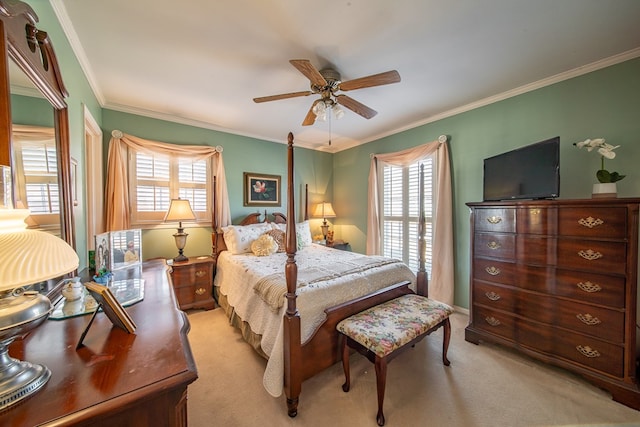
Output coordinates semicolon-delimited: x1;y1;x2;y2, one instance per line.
474;208;516;233
517;207;557;235
517;320;624;378
472;282;517;312
558;207;627;239
471;305;516;342
174;283;212;305
555;268;625;308
473;258;516;285
556;239;627;275
172;262;212;285
474;232;515;260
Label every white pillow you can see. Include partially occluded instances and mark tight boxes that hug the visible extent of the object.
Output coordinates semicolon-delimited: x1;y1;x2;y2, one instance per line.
222;223;273;254
251;234;279;256
296;221;313;249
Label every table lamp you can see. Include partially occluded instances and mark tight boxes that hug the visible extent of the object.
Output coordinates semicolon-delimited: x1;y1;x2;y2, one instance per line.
164;198;196;262
313;202;336;240
0;209;79;410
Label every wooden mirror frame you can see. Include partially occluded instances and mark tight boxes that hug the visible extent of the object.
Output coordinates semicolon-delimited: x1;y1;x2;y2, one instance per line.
0;0;75;249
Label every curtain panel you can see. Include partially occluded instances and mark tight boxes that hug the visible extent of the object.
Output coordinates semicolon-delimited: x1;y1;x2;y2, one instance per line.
366;137;454;305
105;130;231;231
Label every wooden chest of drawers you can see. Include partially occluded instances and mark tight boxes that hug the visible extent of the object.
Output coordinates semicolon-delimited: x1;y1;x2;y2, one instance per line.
170;256;215;310
465;198;640;410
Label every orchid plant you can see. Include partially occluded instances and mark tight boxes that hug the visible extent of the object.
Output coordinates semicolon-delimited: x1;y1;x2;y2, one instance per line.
573;138;625;183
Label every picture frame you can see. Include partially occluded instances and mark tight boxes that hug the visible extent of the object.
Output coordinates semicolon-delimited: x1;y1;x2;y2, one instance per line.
243;172;281;207
109;229;142;271
94;232;111;272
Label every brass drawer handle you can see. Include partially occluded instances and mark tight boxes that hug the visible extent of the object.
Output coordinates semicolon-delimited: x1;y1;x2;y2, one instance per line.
195;287;206;295
578;216;604;229
487;216;502;224
485;291;501;301
576;345;601;358
196;270;207;278
485;316;501;326
576;281;602;293
576;313;601;325
578;249;603;261
485;266;501;276
486;241;501;250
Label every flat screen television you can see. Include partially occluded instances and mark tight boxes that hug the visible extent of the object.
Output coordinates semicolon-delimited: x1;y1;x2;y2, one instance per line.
483;136;560;201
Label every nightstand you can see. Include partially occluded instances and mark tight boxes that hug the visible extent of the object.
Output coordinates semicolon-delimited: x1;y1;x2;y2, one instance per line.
169;256;215;310
328;241;351;251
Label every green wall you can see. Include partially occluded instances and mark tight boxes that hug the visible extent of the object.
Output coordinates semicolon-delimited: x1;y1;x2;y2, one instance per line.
335;57;640;308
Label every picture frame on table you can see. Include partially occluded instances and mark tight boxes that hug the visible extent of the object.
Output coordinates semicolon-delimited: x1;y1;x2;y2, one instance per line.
109;229;142;271
243;172;281;207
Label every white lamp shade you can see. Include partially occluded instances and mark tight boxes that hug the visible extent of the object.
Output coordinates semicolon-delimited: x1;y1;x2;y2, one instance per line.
313;202;336;219
164;199;196;222
0;209;79;291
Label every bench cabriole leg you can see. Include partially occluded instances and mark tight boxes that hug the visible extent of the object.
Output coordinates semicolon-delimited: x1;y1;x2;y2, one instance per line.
374;355;387;426
442;318;451;366
341;335;351;392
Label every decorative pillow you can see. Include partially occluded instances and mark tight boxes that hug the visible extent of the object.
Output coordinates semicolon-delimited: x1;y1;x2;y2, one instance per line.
271;222;287;232
251;234;278;257
296;221;313;250
222;223;273;254
264;229;286;252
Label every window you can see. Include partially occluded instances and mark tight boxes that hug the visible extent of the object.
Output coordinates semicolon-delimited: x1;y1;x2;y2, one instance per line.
129;149;210;227
13;137;61;234
379;156;434;274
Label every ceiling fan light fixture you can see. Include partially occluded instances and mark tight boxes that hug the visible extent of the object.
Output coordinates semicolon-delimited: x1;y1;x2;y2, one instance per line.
333;104;344;120
312;100;326;116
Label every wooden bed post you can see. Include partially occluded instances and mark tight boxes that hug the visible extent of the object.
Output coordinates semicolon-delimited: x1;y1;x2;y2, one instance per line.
416;163;428;297
283;132;302;417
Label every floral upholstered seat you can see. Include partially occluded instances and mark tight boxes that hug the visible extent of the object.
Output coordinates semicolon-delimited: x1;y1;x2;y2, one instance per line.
337;294;454;358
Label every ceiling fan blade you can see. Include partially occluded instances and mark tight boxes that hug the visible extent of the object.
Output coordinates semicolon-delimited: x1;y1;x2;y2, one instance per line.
290;59;328;87
339;70;400;91
335;95;377;119
253;91;313;103
302;100;319;126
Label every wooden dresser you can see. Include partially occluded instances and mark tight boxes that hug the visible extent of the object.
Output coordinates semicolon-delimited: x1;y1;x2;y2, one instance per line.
465;198;640;410
4;260;198;426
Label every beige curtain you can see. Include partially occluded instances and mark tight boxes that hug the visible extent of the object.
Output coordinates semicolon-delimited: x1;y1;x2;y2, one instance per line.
105;130;231;231
367;137;454;305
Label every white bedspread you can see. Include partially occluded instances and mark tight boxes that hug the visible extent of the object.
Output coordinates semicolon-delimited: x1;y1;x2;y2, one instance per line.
213;244;416;397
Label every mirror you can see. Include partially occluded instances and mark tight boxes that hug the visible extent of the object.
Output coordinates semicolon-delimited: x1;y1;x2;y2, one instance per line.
0;1;75;251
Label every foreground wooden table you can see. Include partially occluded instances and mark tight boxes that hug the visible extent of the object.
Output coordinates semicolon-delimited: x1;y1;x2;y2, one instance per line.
4;260;198;426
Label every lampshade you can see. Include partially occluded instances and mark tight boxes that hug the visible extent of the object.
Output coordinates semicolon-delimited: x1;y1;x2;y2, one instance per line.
163;198;196;223
313;202;336;219
0;209;79;291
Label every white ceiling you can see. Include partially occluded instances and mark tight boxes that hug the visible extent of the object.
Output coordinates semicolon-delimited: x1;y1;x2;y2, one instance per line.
52;0;640;152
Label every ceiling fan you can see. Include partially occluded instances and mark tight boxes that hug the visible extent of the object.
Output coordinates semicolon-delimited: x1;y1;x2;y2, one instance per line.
253;59;401;126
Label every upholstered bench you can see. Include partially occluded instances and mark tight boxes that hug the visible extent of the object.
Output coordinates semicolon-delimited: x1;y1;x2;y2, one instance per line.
336;293;454;426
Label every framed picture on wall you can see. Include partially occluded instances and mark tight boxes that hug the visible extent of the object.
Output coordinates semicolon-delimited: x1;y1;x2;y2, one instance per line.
243;172;281;207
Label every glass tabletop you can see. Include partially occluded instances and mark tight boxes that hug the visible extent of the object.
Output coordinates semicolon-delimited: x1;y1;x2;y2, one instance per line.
49;278;145;320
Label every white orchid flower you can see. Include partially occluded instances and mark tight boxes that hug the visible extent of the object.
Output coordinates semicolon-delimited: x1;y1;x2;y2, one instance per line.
598;147;616;159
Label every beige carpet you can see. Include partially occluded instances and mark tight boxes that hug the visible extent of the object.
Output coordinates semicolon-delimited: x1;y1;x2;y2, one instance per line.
186;308;640;427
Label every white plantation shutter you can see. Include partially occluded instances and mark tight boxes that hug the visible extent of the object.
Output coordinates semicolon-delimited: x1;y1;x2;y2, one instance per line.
381;157;434;273
130;150;211;225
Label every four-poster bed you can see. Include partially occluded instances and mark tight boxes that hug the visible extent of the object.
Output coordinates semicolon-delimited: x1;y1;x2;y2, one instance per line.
212;132;429;416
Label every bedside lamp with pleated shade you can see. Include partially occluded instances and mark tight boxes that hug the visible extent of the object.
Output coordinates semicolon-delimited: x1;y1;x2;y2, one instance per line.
313;202;336;240
164;198;196;262
0;209;79;410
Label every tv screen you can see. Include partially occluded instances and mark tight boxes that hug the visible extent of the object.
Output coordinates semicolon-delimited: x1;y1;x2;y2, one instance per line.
483;136;560;201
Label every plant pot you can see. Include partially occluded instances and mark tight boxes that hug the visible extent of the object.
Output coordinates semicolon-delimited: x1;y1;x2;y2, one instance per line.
592;183;617;199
